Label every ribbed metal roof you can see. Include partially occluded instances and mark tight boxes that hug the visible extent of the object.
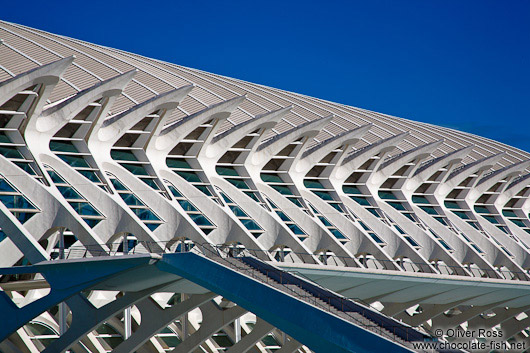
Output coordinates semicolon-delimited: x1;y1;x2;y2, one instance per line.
0;20;528;172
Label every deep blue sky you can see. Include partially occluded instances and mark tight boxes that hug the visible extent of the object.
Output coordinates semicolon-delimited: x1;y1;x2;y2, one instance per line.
3;0;530;152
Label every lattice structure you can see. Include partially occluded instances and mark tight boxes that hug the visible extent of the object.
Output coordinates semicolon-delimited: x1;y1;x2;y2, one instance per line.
1;20;530;352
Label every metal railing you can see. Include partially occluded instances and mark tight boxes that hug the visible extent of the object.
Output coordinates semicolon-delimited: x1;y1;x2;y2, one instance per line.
50;240;435;348
189;243;433;348
52;240;529;282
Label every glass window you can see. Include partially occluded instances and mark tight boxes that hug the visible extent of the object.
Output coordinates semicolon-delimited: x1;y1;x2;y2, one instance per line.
133;208;159;221
140;178;160;190
70;202;100;216
412;195;429;204
229;205;248;217
275;211;290;222
177;200;198;212
58;155;90;168
121;193;143;206
0;194;35;209
167;185;183;198
189;213;213;226
350;196;370;206
121;163;148;176
387;202;406;211
241;219;262;231
444;201;460;209
260;173;283;183
146;223;160;231
304;180;325;189
110;178;128;191
330;228;346;239
50;141;78;153
167;158;192;169
343;186;362;195
287;197;303;207
271;185;292;195
14;162;37;175
0;146;23;159
453;211;469;219
176;171;201;183
314;191;333;201
57;186;83;200
111;150;137;161
195;185;212;196
369;232;385;244
378;191;397;200
244;191;260;201
216;166;239;176
288;223;305;235
226;178;250;190
78;170;102;183
0;179;16;192
419;206;438;215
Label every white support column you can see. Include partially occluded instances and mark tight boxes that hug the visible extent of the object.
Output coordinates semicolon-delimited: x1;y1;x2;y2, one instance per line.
58;227;67;336
181;293;188;341
123;234;132;339
234;317;241;343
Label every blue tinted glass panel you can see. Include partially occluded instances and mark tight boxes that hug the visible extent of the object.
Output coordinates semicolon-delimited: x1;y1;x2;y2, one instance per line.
83;218;101;228
50;141;78;153
111;150;137;161
260;173;283;183
140;178;160;190
378;191;397;200
0;179;16;192
241;219;262;231
343;186;361;194
330;228;347;239
0;146;23;159
229;205;248;217
133;208;159;221
58;155;90;168
78;170;101;183
176;171;201;182
121;163;148;175
304;180;324;189
110;178;128;191
226;178;250;190
195;185;212;196
387;202;406;211
271;185;292;195
16;212;36;223
369;233;385;244
189;213;213;226
350;196;370;206
419;206;437;215
145;223;161;231
412;195;429;204
15;162;37;175
314;191;333;201
288;223;305;235
121;193;143;206
244;191;259;201
177;200;198;212
168;185;183;198
216;166;239;176
57;186;83;199
167;158;192;169
318;216;332;227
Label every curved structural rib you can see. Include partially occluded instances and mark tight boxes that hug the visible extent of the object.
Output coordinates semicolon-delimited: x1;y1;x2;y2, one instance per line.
1;20;530;353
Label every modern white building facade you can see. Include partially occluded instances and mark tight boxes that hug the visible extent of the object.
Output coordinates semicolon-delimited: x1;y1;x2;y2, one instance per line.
1;20;530;353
